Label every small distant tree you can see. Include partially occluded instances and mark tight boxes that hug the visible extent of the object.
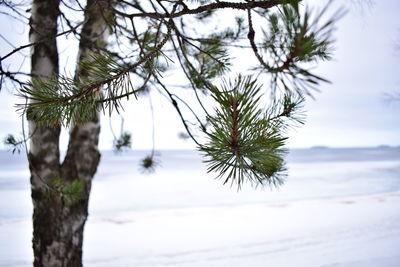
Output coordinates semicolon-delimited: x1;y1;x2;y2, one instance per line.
0;0;343;266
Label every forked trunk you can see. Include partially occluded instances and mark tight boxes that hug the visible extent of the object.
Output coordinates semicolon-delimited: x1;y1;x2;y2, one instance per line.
28;0;110;266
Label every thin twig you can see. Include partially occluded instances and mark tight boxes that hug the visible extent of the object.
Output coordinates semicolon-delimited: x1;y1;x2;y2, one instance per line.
0;21;85;62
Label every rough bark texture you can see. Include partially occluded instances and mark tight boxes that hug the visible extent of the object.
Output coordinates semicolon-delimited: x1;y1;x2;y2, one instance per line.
28;0;111;266
29;0;63;265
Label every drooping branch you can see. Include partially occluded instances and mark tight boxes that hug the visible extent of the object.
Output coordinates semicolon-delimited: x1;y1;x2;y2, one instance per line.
153;73;202;147
170;33;212;118
247;9;273;72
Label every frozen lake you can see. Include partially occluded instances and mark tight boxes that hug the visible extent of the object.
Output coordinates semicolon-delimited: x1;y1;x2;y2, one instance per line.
0;147;399;266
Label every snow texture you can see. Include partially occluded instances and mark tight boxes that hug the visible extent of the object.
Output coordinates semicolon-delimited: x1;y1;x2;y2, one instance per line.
0;147;399;266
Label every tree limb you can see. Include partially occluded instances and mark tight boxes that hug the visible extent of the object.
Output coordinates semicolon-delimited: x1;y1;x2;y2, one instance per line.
113;0;282;19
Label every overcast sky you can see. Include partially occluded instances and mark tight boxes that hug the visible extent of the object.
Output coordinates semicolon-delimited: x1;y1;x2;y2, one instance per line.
0;0;399;150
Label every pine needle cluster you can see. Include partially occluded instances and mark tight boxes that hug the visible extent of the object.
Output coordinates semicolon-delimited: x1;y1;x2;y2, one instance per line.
20;54;136;126
3;134;25;154
251;2;346;95
201;76;304;189
47;178;85;206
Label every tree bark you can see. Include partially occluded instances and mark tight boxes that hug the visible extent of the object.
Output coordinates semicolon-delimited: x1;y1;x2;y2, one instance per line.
29;0;63;265
28;0;111;266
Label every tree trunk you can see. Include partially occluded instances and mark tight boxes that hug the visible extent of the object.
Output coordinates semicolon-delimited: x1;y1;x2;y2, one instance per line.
28;0;111;266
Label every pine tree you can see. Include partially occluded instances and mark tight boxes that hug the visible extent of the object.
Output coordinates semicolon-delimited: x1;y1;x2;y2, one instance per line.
0;0;343;266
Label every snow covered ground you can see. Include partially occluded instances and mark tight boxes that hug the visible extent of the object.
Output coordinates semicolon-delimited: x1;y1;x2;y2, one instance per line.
0;147;399;266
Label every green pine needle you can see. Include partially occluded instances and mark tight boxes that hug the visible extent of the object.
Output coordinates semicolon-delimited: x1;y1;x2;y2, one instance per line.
139;154;159;174
256;2;346;96
113;132;132;152
3;134;24;154
200;75;303;189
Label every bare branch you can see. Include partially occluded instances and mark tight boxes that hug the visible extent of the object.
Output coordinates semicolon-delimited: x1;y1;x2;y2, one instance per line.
112;0;281;19
0;21;84;62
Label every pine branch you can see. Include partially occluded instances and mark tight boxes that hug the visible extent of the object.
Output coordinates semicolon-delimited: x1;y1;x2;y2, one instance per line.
201;75;304;189
113;0;282;19
19;23;172;126
247;2;346;96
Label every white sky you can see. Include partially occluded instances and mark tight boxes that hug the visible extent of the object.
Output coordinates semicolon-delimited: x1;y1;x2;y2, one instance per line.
0;0;399;150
